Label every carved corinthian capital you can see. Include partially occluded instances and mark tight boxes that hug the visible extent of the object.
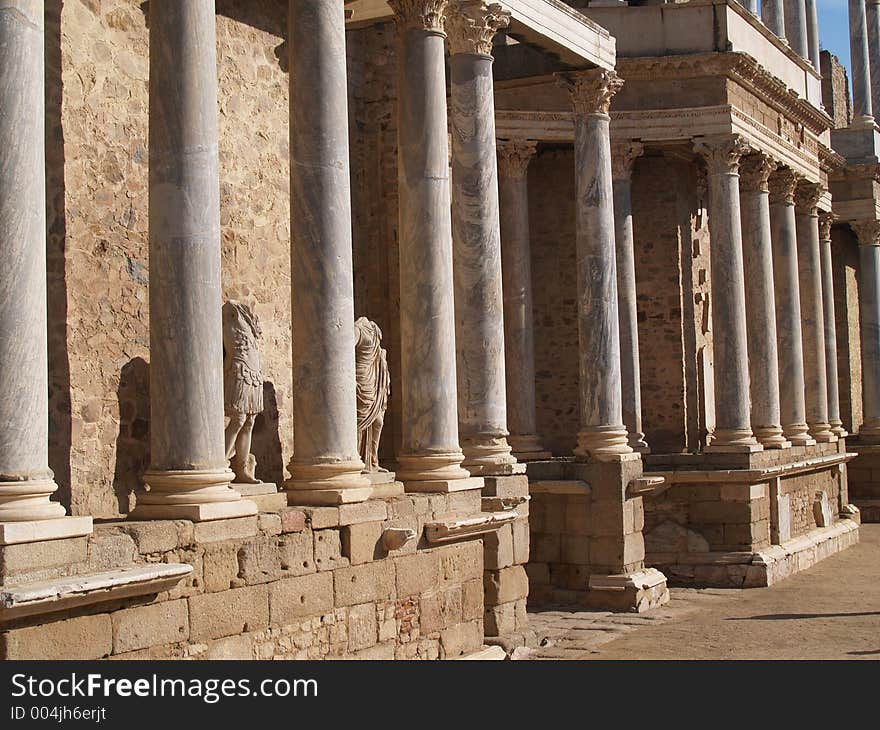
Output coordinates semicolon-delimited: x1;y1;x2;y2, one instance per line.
818;211;835;241
446;1;510;55
388;0;449;33
851;219;880;247
497;139;538;179
692;134;749;175
794;181;824;215
738;154;776;193
610;141;644;181
767;167;799;205
557;68;624;116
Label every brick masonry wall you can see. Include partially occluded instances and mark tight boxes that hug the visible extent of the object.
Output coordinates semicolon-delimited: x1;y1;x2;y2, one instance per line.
820;51;852;129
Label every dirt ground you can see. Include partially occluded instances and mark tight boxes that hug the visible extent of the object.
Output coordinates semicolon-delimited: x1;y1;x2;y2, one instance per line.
526;522;880;660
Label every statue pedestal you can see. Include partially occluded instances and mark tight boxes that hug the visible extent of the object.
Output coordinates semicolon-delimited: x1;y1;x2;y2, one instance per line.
232;482;287;512
366;471;405;499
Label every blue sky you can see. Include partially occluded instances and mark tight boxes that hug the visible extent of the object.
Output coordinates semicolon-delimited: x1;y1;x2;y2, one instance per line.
818;0;853;77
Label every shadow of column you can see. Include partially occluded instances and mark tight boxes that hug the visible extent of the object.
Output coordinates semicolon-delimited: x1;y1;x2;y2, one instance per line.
113;357;150;514
251;381;284;486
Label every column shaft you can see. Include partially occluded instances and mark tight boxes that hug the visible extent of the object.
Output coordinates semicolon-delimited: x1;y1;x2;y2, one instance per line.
819;214;847;437
611;142;649;453
695;136;760;452
285;0;370;504
740;0;759;15
850;0;874;121
447;3;519;476
769;169;814;446
805;0;820;68
138;0;253;520
868;0;880;120
389;1;475;489
0;2;66;522
739;155;789;449
784;0;809;57
762;0;786;40
852;221;880;440
795;184;835;442
497;141;550;461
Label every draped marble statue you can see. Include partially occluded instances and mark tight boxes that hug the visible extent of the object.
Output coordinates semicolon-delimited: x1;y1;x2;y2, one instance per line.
223;300;264;484
355;317;389;473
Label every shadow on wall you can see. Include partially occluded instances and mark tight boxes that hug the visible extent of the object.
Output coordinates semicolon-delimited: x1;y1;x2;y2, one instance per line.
251;381;285;485
113;357;150;514
45;0;73;510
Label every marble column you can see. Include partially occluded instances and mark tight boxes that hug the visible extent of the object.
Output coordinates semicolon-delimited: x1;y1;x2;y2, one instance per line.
795;183;836;443
694;135;761;452
739;0;759;16
0;1;85;534
850;0;874;123
284;0;370;505
739;154;789;449
769;169;815;446
818;213;847;438
867;0;880;119
805;0;820;69
784;0;808;58
389;0;478;490
447;2;520;477
762;0;787;41
497;140;551;461
558;69;632;461
851;220;880;442
610;141;649;453
137;1;254;521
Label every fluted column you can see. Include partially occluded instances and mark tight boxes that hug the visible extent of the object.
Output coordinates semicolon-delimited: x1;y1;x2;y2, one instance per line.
795;183;836;443
762;0;787;41
497;140;550;461
694;135;761;452
784;0;808;58
389;0;479;490
868;0;880;119
611;141;649;453
447;2;520;477
805;0;820;69
284;0;370;505
0;1;89;536
850;0;874;123
136;0;255;521
818;213;847;438
559;69;632;461
769;169;814;446
739;154;789;449
852;220;880;441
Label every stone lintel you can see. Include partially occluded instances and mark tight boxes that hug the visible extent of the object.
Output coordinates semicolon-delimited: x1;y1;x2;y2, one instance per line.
0;517;93;547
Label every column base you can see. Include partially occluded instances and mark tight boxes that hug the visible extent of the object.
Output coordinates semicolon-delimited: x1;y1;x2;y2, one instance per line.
233;483;288;512
830;421;848;438
508;434;551;461
403;476;484;493
286;487;374;506
857;419;880;442
808;421;838;443
0;516;93;546
627;433;651;454
135;468;256;522
130;500;257;522
0;478;69;522
462;436;525;476
574;425;633;461
753;425;791;449
705;428;762;452
284;459;372;505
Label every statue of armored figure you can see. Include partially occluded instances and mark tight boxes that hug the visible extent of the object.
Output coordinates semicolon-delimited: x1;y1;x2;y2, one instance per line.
354;317;390;474
223;300;264;484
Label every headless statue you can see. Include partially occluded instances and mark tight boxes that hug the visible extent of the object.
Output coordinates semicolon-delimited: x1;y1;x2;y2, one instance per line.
223;300;263;484
354;317;389;473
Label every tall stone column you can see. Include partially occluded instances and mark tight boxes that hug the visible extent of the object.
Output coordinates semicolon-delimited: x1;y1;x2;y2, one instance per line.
818;213;847;438
389;0;479;491
850;0;874;123
497;140;551;461
694;135;761;452
739;0;759;16
0;1;90;539
762;0;787;41
868;0;880;118
805;0;820;69
611;141;649;453
852;220;880;442
447;2;520;477
284;0;370;505
784;0;808;58
559;69;632;461
769;169;814;446
739;154;789;449
135;1;254;521
795;183;836;443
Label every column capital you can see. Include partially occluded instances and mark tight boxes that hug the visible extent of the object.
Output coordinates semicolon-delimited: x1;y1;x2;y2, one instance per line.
610;141;645;181
852;219;880;246
768;167;799;205
557;68;624;117
446;1;509;55
818;211;836;241
388;0;449;33
497;138;538;179
738;153;777;192
692;134;749;175
794;181;824;215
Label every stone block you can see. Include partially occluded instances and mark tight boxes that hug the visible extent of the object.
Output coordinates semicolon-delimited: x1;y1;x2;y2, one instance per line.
350;642;396;660
192;516;259;544
481;475;529;498
269;572;334;627
632;498;645;533
237;537;282;584
280;509;307;533
303;507;340;529
440;620;482;659
439;541;483;585
119;521;183;554
87;531;137;571
461;578;483;621
258;513;282;536
382;516;420;556
346;603;378;651
200;634;256;660
445;489;482;516
483;565;529;604
484;601;516;636
314;529;349;571
278;530;316;576
542;498;566;533
341;521;384;564
202;543;239;593
334;560;395;607
590;532;644;573
338;500;387;526
590;499;626;537
561;535;591;565
483;523;514;570
112;599;189;654
1;614;112;660
189;584;269;642
395;551;440;597
525;561;550;585
814;491;833;527
512;519;530;564
420;586;462;633
0;536;88;577
531;532;561;563
514;598;528;631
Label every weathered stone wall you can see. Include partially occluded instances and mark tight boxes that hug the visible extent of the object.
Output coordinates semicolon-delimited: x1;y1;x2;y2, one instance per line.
832;226;863;433
820;51;852;129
